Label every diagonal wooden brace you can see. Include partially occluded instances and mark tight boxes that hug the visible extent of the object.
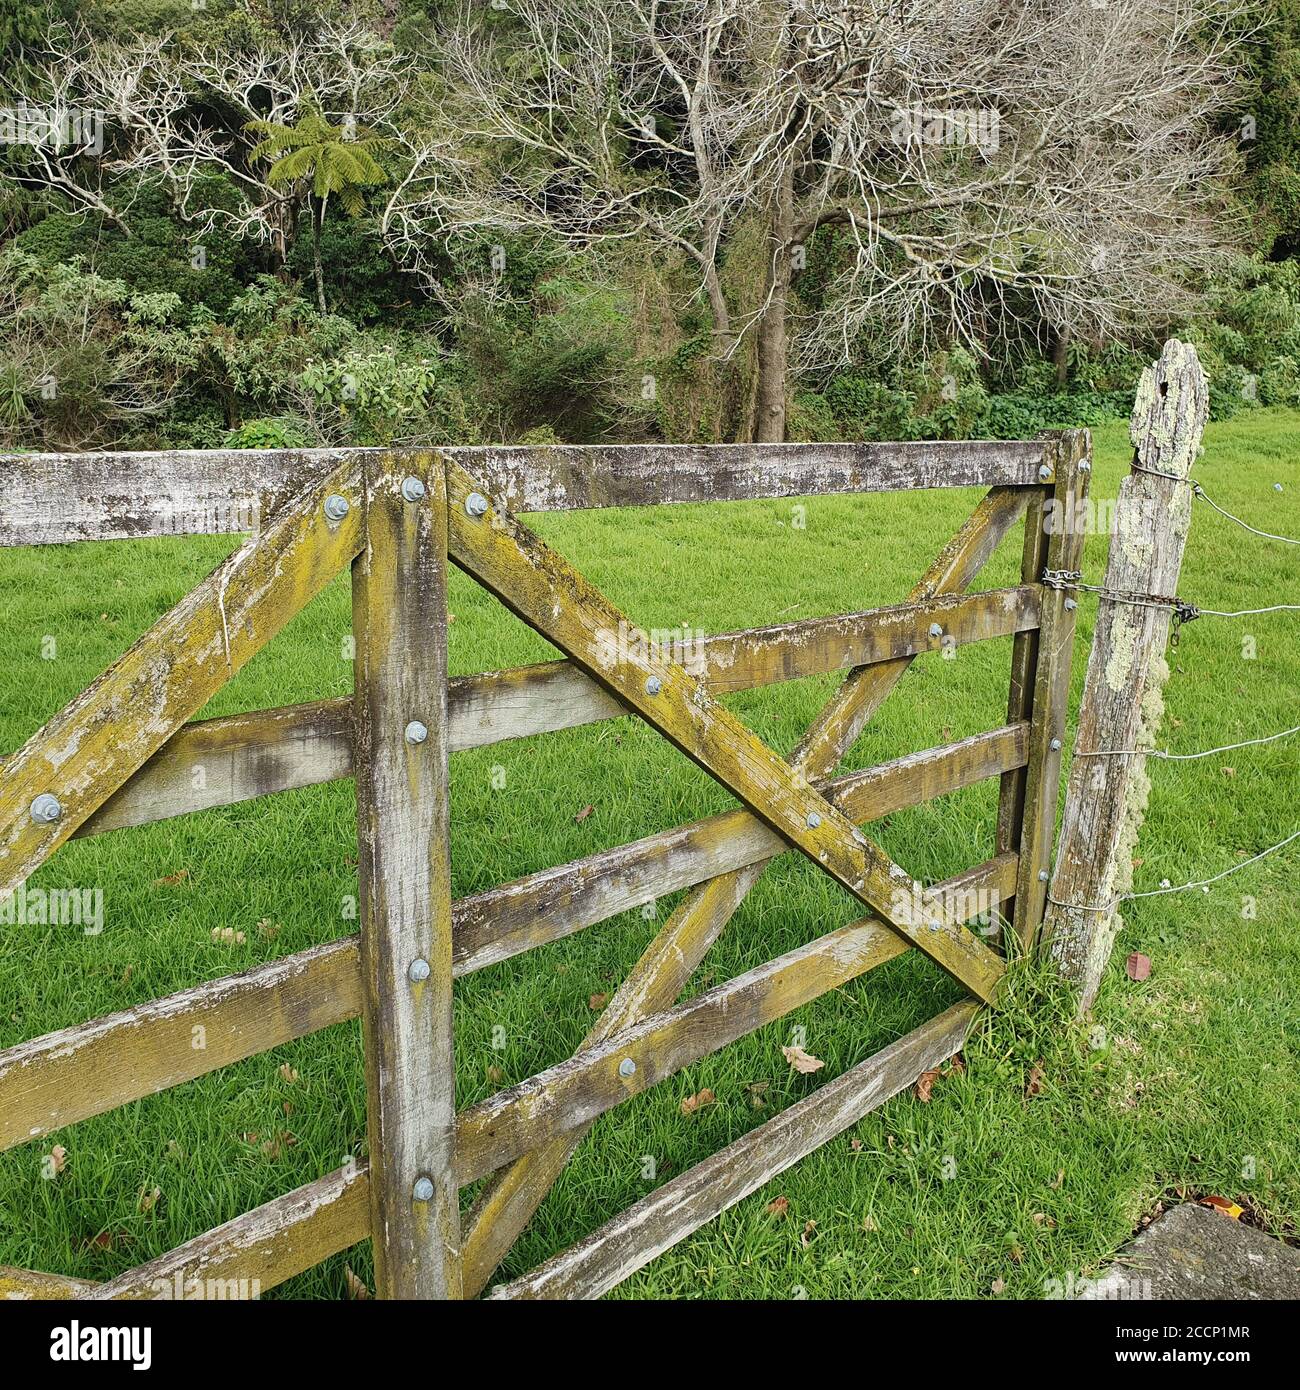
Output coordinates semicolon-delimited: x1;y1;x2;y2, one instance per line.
0;458;366;897
456;482;1030;1292
446;461;1007;998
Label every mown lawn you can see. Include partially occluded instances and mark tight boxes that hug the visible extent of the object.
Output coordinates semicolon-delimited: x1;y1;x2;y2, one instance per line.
1;408;1297;1299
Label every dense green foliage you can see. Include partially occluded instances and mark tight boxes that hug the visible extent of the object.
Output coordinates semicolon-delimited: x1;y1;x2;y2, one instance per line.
0;1;1297;448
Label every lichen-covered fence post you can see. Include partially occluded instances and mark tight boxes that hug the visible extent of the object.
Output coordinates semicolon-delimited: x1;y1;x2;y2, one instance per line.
1041;340;1209;1009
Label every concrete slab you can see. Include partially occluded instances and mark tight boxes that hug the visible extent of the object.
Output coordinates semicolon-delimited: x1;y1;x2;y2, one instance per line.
1080;1202;1300;1300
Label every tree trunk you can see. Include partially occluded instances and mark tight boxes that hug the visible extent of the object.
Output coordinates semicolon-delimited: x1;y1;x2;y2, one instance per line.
1052;328;1070;386
312;197;327;314
752;159;794;443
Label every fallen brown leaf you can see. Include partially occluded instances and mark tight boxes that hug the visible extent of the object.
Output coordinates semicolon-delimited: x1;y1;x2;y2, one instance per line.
782;1044;825;1074
1125;952;1152;982
46;1144;67;1176
991;1277;1006;1294
766;1195;790;1217
680;1087;716;1116
574;804;594;823
588;992;608;1010
801;1220;818;1247
344;1264;372;1300
1201;1195;1244;1220
137;1186;162;1214
278;1064;299;1084
914;1068;941;1102
154;869;190;887
1025;1062;1045;1097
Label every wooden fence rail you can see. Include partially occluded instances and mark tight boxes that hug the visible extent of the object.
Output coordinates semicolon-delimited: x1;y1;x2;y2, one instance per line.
0;433;1088;1299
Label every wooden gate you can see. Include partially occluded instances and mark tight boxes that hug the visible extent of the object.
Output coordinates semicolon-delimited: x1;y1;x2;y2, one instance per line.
0;432;1089;1299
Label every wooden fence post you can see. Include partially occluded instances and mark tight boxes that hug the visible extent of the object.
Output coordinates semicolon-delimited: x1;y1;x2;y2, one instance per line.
1004;430;1090;950
352;451;461;1298
1042;340;1209;1009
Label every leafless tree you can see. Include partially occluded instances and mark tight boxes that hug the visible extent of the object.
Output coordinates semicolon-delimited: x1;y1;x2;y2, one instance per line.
398;0;1249;441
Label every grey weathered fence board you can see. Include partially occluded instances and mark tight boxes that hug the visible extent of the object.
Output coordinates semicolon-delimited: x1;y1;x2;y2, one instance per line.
0;440;1048;544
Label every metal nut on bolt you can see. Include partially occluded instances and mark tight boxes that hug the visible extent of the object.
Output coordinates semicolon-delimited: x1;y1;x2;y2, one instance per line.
645;675;662;696
929;622;943;639
412;1177;434;1202
618;1058;637;1078
465;491;489;518
1038;464;1053;481
401;476;426;503
324;493;350;522
1050;738;1063;751
806;811;822;829
405;721;428;745
408;958;431;983
1038;870;1049;882
30;793;62;824
1064;598;1078;611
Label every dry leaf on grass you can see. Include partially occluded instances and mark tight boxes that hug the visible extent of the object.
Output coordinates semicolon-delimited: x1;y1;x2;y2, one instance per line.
588;992;608;1010
278;1064;298;1084
211;927;246;946
1025;1062;1045;1097
680;1088;716;1116
1125;952;1152;982
45;1144;67;1177
574;804;594;823
154;869;190;887
766;1196;790;1217
914;1069;941;1102
137;1186;162;1214
344;1265;372;1300
487;1065;504;1085
991;1277;1006;1294
801;1220;818;1247
1201;1195;1244;1220
782;1044;824;1074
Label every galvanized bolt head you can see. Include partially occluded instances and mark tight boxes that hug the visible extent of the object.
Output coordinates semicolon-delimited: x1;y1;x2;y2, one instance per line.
465;491;489;518
1038;870;1049;882
928;920;942;932
408;958;431;983
1050;738;1063;752
1038;464;1052;481
401;476;426;503
928;622;943;639
1064;597;1078;611
405;720;429;745
324;493;350;522
30;793;62;824
618;1057;637;1079
1079;460;1092;473
412;1176;434;1202
645;675;662;696
806;811;822;829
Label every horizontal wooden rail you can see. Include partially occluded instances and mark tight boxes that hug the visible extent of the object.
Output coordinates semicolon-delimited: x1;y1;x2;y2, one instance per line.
0;442;1050;545
456;855;1013;1186
67;860;1003;1300
489;1000;977;1299
0;1265;99;1298
83;1162;370;1301
0;729;1023;1150
10;585;1038;839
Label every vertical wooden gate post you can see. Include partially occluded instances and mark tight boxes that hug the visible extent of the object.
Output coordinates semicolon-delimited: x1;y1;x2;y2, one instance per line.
1042;341;1209;1008
1007;430;1090;949
352;451;461;1299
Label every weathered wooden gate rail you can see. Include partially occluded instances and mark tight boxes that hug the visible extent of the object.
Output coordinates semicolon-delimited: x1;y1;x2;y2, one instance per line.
0;434;1089;1300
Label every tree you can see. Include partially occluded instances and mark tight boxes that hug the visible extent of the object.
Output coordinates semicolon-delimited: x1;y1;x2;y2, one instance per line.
247;109;389;311
394;0;1250;441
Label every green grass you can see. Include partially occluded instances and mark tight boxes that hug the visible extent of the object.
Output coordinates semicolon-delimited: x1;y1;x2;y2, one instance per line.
1;408;1297;1299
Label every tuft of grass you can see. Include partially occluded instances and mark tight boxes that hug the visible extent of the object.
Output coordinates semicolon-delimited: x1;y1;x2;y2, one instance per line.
0;408;1297;1298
